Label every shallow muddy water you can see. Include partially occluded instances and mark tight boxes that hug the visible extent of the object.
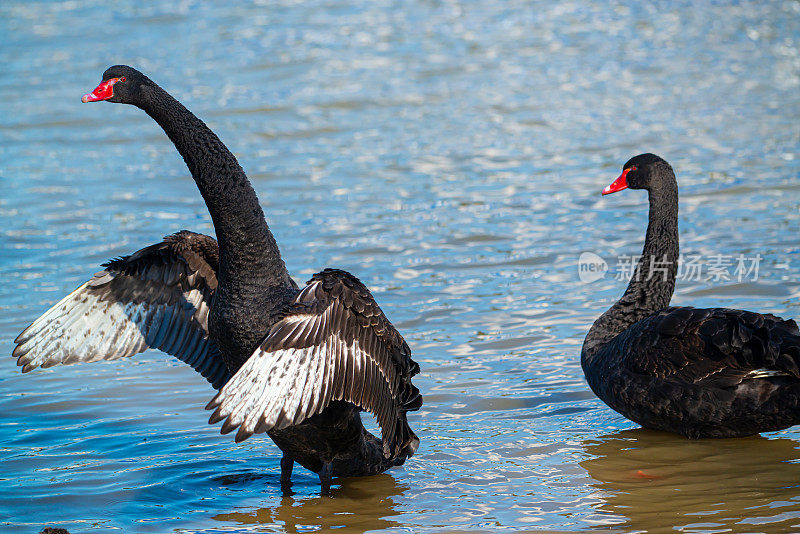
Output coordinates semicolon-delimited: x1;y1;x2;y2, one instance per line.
1;0;799;532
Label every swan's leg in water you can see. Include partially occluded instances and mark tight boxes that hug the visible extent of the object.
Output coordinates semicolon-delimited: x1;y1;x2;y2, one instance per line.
280;454;294;492
318;461;333;495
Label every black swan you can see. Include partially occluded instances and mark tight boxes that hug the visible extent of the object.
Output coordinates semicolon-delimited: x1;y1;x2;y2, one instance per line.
582;153;800;438
13;65;422;493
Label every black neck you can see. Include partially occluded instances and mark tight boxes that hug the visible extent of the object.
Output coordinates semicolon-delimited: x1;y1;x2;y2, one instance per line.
584;180;679;357
138;84;292;289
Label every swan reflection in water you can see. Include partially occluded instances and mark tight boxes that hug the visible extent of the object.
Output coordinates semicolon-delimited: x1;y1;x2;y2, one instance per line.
212;473;407;532
581;429;800;532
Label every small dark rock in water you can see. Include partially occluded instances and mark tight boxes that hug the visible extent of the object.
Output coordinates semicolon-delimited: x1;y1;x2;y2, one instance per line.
41;528;70;534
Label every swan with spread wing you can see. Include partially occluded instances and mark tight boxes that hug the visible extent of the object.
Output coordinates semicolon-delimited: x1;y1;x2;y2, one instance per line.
14;65;422;494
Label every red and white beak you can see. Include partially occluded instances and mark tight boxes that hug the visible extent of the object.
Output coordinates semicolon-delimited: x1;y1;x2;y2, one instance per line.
81;78;122;103
602;167;631;195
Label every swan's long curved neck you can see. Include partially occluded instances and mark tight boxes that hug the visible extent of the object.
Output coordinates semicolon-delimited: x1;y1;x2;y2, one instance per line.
584;182;679;357
139;84;292;289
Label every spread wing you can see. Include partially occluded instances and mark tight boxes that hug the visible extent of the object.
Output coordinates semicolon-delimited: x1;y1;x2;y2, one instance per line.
206;268;422;458
13;231;230;389
621;306;800;387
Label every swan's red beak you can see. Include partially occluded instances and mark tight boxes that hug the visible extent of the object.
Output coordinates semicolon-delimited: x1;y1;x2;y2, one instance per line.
81;78;121;103
602;168;630;195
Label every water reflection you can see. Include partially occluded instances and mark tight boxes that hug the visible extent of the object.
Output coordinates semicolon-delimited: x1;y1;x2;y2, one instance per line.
581;429;800;532
213;474;406;533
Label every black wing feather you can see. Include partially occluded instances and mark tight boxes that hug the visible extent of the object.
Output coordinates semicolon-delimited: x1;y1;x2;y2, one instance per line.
621;306;800;386
13;231;229;389
206;268;422;458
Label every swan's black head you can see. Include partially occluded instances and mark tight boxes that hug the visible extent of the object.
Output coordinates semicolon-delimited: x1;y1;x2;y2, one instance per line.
602;153;674;195
82;65;154;106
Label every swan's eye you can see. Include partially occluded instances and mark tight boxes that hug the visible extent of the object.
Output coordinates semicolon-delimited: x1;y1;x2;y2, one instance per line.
119;77;126;83
629;166;637;171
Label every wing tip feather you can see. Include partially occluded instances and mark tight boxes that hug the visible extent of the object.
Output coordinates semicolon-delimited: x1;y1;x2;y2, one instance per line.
11;343;27;359
234;427;252;443
208;407;226;424
205;390;223;410
13;329;31;345
220;417;238;435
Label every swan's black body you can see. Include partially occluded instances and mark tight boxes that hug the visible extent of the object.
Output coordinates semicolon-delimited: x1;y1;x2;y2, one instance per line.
582;154;800;438
14;66;421;493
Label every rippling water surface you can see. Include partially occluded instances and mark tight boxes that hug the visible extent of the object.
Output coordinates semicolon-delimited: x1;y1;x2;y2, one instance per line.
1;1;799;532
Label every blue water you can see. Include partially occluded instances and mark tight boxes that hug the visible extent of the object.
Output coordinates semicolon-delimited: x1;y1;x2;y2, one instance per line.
1;0;799;532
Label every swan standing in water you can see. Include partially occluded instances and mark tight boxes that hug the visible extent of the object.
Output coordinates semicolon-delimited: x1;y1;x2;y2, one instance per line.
582;153;800;438
13;65;422;494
